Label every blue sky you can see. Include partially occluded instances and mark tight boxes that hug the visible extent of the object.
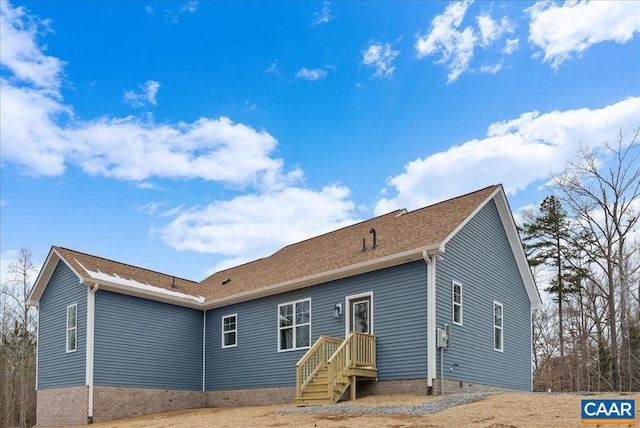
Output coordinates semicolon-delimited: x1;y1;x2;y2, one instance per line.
1;0;639;282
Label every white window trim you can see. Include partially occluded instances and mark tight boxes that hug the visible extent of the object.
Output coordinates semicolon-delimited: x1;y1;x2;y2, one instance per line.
344;291;374;338
452;281;462;326
66;303;77;353
221;313;237;349
493;300;503;352
277;298;311;352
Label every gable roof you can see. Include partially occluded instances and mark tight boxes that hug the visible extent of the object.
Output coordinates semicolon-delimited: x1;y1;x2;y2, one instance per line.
201;185;500;302
28;184;541;310
28;246;206;308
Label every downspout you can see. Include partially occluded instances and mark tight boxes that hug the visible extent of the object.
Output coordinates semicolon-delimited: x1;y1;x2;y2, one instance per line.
202;310;206;392
422;251;437;394
86;283;99;424
35;305;39;393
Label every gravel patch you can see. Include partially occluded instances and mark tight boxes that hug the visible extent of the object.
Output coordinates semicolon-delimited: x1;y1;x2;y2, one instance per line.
278;392;498;416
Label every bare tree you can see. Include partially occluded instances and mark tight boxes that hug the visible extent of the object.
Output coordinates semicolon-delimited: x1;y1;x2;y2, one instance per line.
1;246;38;427
551;127;640;391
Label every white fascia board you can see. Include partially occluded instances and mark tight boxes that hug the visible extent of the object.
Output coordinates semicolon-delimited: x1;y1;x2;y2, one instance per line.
85;280;204;309
204;244;444;310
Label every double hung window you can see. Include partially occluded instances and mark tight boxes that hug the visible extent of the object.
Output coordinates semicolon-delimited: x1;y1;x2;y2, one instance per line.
493;301;503;352
278;298;310;351
66;304;77;353
452;282;462;325
222;314;237;348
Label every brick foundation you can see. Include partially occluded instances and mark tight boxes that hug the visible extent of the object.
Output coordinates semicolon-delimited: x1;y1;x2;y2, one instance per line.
431;378;513;395
37;380;513;425
92;386;205;423
357;378;430;397
206;386;295;407
37;386;88;426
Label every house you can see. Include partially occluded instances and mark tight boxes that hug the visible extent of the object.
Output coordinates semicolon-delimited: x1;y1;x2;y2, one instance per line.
27;184;542;425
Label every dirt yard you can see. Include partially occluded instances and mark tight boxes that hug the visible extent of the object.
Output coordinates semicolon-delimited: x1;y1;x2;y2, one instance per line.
65;393;638;428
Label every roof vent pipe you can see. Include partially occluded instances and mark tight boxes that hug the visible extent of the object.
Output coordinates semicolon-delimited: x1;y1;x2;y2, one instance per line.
369;228;377;249
362;238;366;252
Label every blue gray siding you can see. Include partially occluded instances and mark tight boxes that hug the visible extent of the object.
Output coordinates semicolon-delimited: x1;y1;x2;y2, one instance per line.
205;262;428;390
94;290;203;390
435;199;532;390
37;261;86;389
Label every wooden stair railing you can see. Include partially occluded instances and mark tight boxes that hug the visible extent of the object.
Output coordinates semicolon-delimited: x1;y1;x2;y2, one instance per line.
296;332;376;406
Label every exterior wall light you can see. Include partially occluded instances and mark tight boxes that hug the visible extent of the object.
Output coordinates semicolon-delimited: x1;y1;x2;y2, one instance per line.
333;303;343;318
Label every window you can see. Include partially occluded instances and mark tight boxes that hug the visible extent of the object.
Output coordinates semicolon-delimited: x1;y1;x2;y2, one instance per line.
278;298;310;351
452;281;462;325
494;301;503;352
66;304;77;353
222;314;237;348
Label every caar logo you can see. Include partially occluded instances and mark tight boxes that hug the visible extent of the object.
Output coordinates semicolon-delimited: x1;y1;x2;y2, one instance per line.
581;399;635;424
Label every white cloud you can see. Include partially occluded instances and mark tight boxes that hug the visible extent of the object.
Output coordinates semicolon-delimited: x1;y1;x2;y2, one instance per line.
163;1;198;23
0;2;65;90
527;1;640;69
375;97;640;215
180;1;198;14
136;201;167;215
415;0;517;82
0;79;72;176
0;249;19;287
266;59;282;78
479;62;502;74
144;5;154;15
503;37;519;55
0;3;299;190
296;67;327;81
123;80;160;108
311;1;333;26
415;0;477;83
477;13;513;48
362;41;400;79
67;116;299;186
155;185;358;266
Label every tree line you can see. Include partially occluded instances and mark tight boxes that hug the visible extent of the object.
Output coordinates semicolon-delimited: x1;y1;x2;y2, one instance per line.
1;247;38;428
522;128;640;392
0;128;638;427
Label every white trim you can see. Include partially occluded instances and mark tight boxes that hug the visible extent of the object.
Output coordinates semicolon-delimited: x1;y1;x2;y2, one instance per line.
493;300;504;352
344;291;373;338
221;313;238;348
66;303;77;353
202;311;206;392
35;309;39;390
452;281;462;326
423;251;437;388
86;283;97;420
277;298;311;352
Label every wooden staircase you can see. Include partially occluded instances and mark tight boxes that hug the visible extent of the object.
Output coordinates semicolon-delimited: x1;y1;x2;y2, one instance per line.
296;332;377;406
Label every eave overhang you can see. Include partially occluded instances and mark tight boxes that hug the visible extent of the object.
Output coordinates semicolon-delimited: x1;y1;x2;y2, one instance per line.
203;243;445;310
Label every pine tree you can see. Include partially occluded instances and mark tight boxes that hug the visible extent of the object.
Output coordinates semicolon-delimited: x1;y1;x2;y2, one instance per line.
522;195;582;390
